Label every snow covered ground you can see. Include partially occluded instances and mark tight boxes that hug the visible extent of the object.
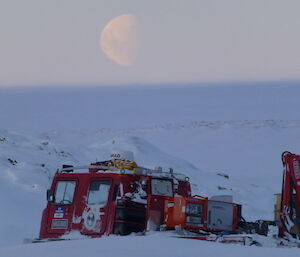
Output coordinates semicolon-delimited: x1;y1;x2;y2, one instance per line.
0;82;300;256
1;235;300;257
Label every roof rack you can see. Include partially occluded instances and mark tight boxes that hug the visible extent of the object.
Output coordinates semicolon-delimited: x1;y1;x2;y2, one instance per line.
58;165;189;181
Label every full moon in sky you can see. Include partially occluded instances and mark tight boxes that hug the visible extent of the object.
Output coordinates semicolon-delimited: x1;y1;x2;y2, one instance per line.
100;14;139;67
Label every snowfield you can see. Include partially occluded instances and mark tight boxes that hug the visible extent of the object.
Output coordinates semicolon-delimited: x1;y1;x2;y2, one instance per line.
0;83;300;256
1;235;300;257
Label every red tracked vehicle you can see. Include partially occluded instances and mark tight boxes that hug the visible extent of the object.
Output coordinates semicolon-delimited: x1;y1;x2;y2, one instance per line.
39;150;243;240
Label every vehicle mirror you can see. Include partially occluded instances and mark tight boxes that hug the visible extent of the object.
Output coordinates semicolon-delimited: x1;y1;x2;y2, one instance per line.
47;189;54;202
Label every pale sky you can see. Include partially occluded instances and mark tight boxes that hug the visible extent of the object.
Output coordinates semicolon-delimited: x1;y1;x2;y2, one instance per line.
0;0;300;87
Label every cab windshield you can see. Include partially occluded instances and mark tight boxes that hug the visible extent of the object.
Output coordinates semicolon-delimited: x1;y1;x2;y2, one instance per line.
151;179;173;196
54;181;76;204
87;180;110;206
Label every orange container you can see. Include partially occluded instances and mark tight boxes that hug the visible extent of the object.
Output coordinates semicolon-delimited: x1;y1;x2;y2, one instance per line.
164;196;208;230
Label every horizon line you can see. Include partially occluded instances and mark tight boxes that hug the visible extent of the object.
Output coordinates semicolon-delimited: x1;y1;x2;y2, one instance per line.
0;79;300;89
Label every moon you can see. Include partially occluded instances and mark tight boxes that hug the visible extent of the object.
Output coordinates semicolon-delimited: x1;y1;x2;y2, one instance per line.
100;14;139;67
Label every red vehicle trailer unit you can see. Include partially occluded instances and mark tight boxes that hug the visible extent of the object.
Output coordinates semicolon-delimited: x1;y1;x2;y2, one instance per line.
279;152;300;239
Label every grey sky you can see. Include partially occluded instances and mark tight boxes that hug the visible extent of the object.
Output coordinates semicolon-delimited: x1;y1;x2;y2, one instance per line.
0;0;300;87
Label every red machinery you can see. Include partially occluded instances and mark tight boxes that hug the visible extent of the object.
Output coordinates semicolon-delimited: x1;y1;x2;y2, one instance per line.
279;152;300;239
164;195;241;233
39;151;242;240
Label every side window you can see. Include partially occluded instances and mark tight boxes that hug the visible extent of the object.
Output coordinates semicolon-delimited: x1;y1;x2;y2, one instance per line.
54;181;76;204
87;181;111;206
151;179;173;196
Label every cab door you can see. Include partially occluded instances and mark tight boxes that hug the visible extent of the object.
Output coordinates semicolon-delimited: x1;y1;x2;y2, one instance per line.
81;179;112;235
148;178;174;230
46;179;77;236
